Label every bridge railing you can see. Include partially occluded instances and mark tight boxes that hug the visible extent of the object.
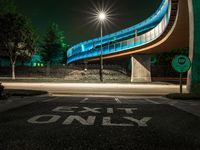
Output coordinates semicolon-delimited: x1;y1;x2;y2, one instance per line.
68;5;171;64
67;0;169;61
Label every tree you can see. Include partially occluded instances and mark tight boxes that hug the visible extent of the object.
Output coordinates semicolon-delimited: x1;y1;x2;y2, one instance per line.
40;23;67;65
0;0;16;14
0;13;38;79
156;48;189;65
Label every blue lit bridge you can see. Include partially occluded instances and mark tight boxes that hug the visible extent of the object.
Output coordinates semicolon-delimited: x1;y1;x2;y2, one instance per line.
67;0;189;82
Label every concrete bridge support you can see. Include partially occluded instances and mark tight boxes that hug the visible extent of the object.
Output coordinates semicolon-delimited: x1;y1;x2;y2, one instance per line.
187;0;200;93
131;55;151;83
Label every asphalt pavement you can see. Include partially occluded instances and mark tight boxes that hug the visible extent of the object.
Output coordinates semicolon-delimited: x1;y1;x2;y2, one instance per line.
0;96;200;150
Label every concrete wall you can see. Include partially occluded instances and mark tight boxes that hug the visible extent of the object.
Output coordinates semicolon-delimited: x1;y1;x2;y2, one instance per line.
131;55;151;83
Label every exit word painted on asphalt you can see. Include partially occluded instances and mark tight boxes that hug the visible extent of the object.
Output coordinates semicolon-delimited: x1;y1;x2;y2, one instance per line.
27;106;152;127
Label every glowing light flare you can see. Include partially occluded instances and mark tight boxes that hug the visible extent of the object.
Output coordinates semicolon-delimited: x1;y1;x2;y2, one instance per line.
80;0;118;34
98;12;107;21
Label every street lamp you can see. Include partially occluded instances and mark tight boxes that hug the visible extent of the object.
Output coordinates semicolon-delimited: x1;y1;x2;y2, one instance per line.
98;12;107;82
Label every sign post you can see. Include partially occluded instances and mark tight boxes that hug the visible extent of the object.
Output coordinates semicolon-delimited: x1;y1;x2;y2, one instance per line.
172;55;191;94
180;72;183;94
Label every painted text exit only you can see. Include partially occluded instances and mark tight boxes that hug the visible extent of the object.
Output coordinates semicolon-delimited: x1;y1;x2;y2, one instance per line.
28;106;152;127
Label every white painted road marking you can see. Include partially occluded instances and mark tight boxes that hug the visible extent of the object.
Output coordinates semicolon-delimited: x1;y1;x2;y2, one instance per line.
28;115;61;124
28;115;152;127
144;98;160;104
124;117;152;127
52;106;138;114
42;97;59;102
107;108;114;114
102;117;134;127
79;107;101;113
103;117;152;127
27;106;152;127
115;97;122;103
63;116;96;125
80;98;89;103
52;106;79;113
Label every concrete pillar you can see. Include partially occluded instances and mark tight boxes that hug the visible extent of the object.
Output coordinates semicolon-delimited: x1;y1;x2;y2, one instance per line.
131;55;151;83
187;0;200;93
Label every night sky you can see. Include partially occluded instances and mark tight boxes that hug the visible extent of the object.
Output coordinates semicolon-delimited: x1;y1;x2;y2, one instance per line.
13;0;162;45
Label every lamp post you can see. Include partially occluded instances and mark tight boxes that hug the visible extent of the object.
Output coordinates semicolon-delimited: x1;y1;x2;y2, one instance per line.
98;12;106;82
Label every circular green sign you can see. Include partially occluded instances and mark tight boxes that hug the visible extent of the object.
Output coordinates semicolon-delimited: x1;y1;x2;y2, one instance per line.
172;55;191;73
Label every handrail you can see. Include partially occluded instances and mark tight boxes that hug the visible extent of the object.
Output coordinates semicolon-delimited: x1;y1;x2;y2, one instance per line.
67;0;170;64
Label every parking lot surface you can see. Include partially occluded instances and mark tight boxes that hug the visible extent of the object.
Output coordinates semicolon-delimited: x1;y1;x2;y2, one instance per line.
0;96;200;150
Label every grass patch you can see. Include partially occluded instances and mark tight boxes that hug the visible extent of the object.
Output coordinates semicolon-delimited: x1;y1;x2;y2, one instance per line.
4;89;48;97
166;93;200;100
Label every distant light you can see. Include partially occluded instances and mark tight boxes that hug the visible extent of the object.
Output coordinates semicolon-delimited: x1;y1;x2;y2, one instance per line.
98;12;106;21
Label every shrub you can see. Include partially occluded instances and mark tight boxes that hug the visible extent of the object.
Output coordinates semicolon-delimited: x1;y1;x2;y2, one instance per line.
0;83;9;100
191;83;200;94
